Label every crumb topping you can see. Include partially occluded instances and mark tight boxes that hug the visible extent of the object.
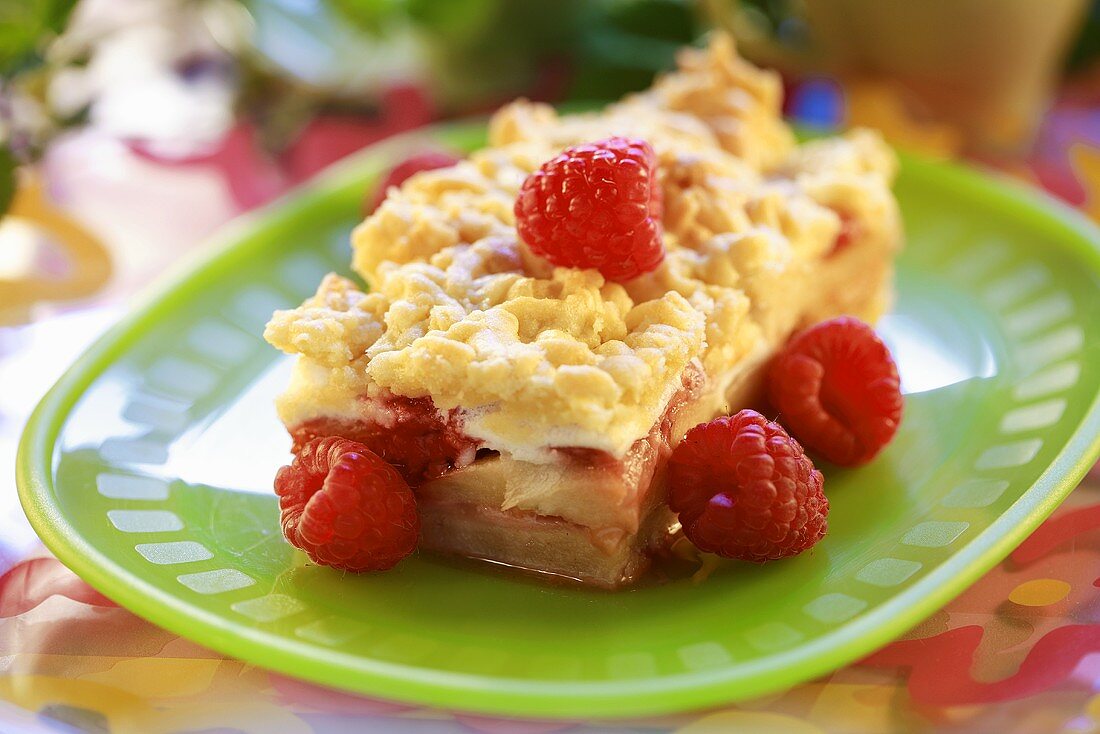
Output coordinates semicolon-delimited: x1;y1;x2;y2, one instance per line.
267;241;707;455
266;32;900;459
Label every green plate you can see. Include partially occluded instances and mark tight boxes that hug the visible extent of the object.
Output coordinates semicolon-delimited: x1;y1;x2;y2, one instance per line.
17;123;1100;719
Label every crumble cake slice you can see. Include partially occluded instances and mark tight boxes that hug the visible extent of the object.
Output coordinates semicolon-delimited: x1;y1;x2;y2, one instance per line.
264;33;902;587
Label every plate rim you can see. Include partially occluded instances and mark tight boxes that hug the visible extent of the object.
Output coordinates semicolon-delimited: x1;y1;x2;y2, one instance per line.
17;124;1100;719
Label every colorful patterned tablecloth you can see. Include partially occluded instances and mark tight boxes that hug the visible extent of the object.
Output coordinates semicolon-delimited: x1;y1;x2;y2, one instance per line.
1;456;1100;734
2;84;1100;733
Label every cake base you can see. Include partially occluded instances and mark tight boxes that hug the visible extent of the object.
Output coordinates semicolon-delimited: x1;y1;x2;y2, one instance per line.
419;500;679;588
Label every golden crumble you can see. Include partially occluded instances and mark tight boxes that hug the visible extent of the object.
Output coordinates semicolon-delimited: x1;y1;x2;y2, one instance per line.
266;32;901;460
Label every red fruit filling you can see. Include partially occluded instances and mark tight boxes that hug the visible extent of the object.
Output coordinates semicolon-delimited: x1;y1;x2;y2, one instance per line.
289;394;482;487
831;209;862;255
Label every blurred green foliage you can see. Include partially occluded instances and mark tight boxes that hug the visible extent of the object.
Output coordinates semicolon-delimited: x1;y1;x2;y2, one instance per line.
0;0;76;75
0;146;13;217
570;0;702;101
1066;0;1100;71
406;0;585;109
325;0;702;107
1;0;76;216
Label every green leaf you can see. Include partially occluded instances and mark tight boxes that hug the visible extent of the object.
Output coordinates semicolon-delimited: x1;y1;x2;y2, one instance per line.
0;146;15;218
406;0;498;43
327;0;407;36
567;0;701;102
1065;2;1100;72
0;0;77;74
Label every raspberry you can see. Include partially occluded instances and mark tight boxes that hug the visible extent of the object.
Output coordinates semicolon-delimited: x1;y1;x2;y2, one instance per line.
514;136;664;281
274;437;419;572
768;317;903;466
367;150;462;213
832;210;861;254
668;410;828;562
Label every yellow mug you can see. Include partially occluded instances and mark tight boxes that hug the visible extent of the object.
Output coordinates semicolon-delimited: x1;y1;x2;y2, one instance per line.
1;172;112;324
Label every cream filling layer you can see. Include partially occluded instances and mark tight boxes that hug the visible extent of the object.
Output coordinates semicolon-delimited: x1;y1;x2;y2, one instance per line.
277;336;770;466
